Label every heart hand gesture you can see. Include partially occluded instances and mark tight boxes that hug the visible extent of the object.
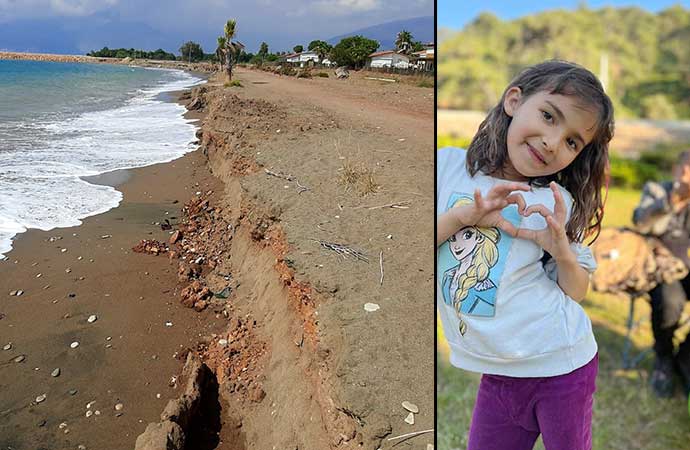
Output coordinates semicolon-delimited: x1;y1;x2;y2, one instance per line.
516;182;572;260
452;182;531;237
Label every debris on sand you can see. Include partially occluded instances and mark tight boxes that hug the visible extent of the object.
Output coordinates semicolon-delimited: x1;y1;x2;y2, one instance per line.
312;239;368;262
132;240;169;256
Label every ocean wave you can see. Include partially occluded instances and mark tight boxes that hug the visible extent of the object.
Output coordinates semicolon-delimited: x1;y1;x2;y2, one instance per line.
0;67;203;258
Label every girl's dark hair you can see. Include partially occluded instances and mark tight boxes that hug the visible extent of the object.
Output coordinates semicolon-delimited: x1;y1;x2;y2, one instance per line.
466;60;614;244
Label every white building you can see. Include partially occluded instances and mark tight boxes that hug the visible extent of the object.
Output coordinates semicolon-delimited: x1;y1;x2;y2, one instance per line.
412;47;434;71
367;50;410;69
284;50;320;67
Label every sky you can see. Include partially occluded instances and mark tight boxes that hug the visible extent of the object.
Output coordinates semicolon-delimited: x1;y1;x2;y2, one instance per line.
0;0;433;54
438;0;690;30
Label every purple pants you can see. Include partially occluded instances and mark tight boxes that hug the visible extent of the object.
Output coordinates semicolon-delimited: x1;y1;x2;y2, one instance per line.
467;353;598;450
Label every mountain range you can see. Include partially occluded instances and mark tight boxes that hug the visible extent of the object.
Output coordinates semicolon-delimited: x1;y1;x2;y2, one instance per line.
327;16;434;51
0;15;433;56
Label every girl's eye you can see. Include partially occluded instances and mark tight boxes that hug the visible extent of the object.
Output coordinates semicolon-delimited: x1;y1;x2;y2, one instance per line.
541;110;553;123
449;234;456;242
567;138;578;150
463;230;473;240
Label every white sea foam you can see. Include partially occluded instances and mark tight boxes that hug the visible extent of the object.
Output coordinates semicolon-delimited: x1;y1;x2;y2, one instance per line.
0;69;204;258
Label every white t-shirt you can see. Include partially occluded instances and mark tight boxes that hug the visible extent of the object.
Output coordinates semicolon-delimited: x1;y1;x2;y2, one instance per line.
437;147;598;377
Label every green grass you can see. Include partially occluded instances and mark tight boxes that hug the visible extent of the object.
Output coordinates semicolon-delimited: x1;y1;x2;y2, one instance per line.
438;187;690;450
224;79;243;87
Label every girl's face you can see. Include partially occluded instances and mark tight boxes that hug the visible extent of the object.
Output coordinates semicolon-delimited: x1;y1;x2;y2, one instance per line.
500;88;597;181
449;226;482;262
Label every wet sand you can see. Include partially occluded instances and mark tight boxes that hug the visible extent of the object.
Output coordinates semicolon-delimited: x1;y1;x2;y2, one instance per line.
0;98;229;449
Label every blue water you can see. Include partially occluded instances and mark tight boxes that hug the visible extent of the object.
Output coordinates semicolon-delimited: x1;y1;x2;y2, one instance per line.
0;60;203;257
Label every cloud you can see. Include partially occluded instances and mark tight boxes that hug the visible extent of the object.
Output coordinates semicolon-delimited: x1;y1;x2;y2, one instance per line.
49;0;117;16
0;0;116;20
312;0;382;15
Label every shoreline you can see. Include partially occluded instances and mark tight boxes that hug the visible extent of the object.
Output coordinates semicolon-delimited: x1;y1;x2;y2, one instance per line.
0;81;229;448
0;50;216;74
0;63;206;258
2;65;434;448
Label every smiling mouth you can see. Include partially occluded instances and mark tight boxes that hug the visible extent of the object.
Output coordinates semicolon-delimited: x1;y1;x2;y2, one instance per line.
453;248;464;257
527;143;547;165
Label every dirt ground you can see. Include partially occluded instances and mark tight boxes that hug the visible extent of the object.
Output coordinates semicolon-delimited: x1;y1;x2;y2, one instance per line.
189;67;435;449
0;66;434;449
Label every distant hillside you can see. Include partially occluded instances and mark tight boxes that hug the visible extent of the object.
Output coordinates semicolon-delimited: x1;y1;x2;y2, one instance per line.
327;16;434;51
438;6;690;120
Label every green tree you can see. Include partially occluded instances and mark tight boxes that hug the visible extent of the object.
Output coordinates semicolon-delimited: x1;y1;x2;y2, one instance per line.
395;30;414;54
308;39;333;63
293;45;303;53
330;35;379;69
179;41;204;62
258;42;269;61
222;19;243;80
216;36;227;71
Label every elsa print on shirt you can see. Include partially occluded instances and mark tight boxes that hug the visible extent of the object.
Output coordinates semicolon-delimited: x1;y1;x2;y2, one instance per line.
441;195;501;319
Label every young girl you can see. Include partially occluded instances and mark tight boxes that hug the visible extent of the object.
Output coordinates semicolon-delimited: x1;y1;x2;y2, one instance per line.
437;60;614;450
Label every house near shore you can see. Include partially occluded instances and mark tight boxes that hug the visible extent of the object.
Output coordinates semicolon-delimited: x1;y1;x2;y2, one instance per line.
284;50;320;67
411;45;434;71
367;50;410;69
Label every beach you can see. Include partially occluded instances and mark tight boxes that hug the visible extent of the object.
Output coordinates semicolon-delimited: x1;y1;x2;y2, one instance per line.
1;62;434;449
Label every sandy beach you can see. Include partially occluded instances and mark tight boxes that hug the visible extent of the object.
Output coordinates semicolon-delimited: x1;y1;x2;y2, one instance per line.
1;63;434;449
0;123;234;446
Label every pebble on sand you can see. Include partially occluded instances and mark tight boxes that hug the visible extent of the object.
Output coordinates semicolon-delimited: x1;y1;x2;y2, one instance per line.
14;355;25;363
61;248;67;253
402;401;419;414
364;303;380;312
404;412;414;425
87;315;97;323
70;342;79;349
85;410;93;418
51;368;60;377
3;343;11;351
35;394;46;403
115;403;124;411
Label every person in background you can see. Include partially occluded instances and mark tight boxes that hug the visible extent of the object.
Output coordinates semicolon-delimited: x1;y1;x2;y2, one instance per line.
633;150;690;398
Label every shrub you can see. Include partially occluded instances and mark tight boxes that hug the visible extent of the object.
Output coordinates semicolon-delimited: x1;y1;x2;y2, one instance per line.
224;80;243;88
279;65;296;76
317;72;329;78
609;155;662;189
296;70;312;78
417;78;434;88
437;135;473;150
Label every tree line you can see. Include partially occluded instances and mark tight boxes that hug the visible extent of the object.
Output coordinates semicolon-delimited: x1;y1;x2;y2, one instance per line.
87;26;427;72
438;4;690;119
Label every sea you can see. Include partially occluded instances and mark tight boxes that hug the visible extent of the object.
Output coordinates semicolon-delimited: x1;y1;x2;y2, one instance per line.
0;59;204;258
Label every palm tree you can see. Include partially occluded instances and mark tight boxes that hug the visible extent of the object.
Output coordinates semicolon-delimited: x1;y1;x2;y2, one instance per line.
395;30;413;54
223;19;243;80
215;36;226;72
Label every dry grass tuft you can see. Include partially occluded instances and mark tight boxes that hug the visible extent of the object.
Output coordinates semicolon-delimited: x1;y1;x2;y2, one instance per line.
338;161;380;196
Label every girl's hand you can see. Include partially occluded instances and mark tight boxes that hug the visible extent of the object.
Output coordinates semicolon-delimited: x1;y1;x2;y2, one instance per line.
451;182;531;237
516;182;573;261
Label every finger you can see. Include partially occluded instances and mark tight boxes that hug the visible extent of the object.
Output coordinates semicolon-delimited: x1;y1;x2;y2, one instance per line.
490;182;531;198
515;227;538;242
546;215;566;238
505;193;526;214
496;219;518;237
473;188;484;211
550;182;567;221
523;204;553;218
